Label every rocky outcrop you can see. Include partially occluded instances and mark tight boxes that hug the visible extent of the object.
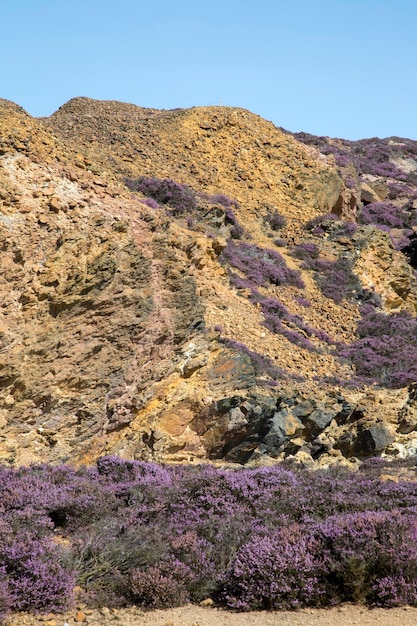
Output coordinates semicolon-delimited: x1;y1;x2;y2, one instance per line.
354;227;417;313
1;98;417;468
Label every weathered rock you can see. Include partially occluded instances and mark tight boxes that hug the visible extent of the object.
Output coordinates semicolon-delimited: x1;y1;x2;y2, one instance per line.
0;97;417;468
354;227;417;313
353;423;395;456
360;181;381;204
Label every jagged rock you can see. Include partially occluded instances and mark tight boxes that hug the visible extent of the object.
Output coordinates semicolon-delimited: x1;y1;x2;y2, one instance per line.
360;182;381;204
206;350;256;391
1;97;417;467
353;423;396;457
262;410;304;456
354;227;417;313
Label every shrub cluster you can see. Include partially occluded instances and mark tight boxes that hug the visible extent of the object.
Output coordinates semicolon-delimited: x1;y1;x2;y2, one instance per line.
294;133;417;186
302;256;362;304
1;458;417;618
258;296;335;351
125;176;197;215
219;242;337;352
220;241;304;289
358;201;411;230
338;303;417;388
125;178;248;239
290;242;320;261
263;211;287;231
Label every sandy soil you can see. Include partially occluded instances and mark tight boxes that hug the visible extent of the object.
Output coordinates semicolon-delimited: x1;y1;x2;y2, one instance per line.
7;603;417;626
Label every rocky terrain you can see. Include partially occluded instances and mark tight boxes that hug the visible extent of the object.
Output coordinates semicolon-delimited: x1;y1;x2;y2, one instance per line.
7;603;417;626
1;96;417;468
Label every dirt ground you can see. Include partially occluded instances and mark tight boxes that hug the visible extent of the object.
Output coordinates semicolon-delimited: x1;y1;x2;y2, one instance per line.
7;603;417;626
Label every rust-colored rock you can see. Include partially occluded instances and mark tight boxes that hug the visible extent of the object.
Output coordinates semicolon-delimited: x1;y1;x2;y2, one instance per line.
0;97;417;468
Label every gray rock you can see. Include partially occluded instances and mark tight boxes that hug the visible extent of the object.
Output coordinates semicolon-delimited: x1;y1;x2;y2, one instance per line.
353;423;395;456
304;409;335;435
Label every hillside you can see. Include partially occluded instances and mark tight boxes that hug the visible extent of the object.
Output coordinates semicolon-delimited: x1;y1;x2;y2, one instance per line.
1;96;417;467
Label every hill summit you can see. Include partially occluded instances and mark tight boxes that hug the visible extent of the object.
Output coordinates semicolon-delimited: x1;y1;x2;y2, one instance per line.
1;96;417;467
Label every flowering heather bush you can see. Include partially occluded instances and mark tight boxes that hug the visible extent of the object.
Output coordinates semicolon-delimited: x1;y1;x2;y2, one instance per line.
208;193;239;210
387;181;415;200
313;511;417;606
1;535;75;613
124;176;197;215
294;296;311;308
336;221;358;237
338;304;417;388
220;241;336;351
258;297;334;351
0;459;416;615
130;559;190;608
140;197;159;209
205;194;248;238
220;240;304;289
358;201;407;229
222;526;323;610
263;211;287;231
294;133;417;185
303;256;362;304
224;208;247;239
290;242;320;261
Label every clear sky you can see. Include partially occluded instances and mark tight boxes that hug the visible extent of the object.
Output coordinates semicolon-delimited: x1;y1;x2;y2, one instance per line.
2;0;417;140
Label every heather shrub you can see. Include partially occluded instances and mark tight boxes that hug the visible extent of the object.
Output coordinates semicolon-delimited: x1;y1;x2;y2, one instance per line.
338;304;417;388
387;182;414;200
124;176;197;215
0;570;10;624
224;208;247;239
294;133;417;183
0;531;74;613
220;241;304;289
314;511;417;606
221;526;324;610
1;458;417;613
335;221;358;237
258;297;316;351
71;517;171;606
263;211;287;231
304;257;362;304
140;197;159;209
290;242;320;260
209;193;239;210
206;194;247;238
358;201;406;229
130;559;190;608
294;296;311;307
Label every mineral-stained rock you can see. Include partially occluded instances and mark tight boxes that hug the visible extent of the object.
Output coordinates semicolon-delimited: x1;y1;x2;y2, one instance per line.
1;97;417;467
206;350;256;391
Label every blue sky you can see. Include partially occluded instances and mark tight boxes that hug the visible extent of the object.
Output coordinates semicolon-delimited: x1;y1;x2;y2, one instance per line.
2;0;417;140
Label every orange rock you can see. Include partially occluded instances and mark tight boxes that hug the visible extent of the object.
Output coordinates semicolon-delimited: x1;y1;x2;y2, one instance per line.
74;610;87;622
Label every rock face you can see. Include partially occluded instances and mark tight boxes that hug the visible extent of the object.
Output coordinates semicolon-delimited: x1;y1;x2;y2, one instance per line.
1;97;417;467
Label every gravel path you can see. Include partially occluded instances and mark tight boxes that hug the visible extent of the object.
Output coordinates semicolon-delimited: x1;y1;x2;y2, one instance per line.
8;604;417;626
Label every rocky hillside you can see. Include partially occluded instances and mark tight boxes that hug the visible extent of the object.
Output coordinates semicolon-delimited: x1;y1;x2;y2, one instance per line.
1;96;417;467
